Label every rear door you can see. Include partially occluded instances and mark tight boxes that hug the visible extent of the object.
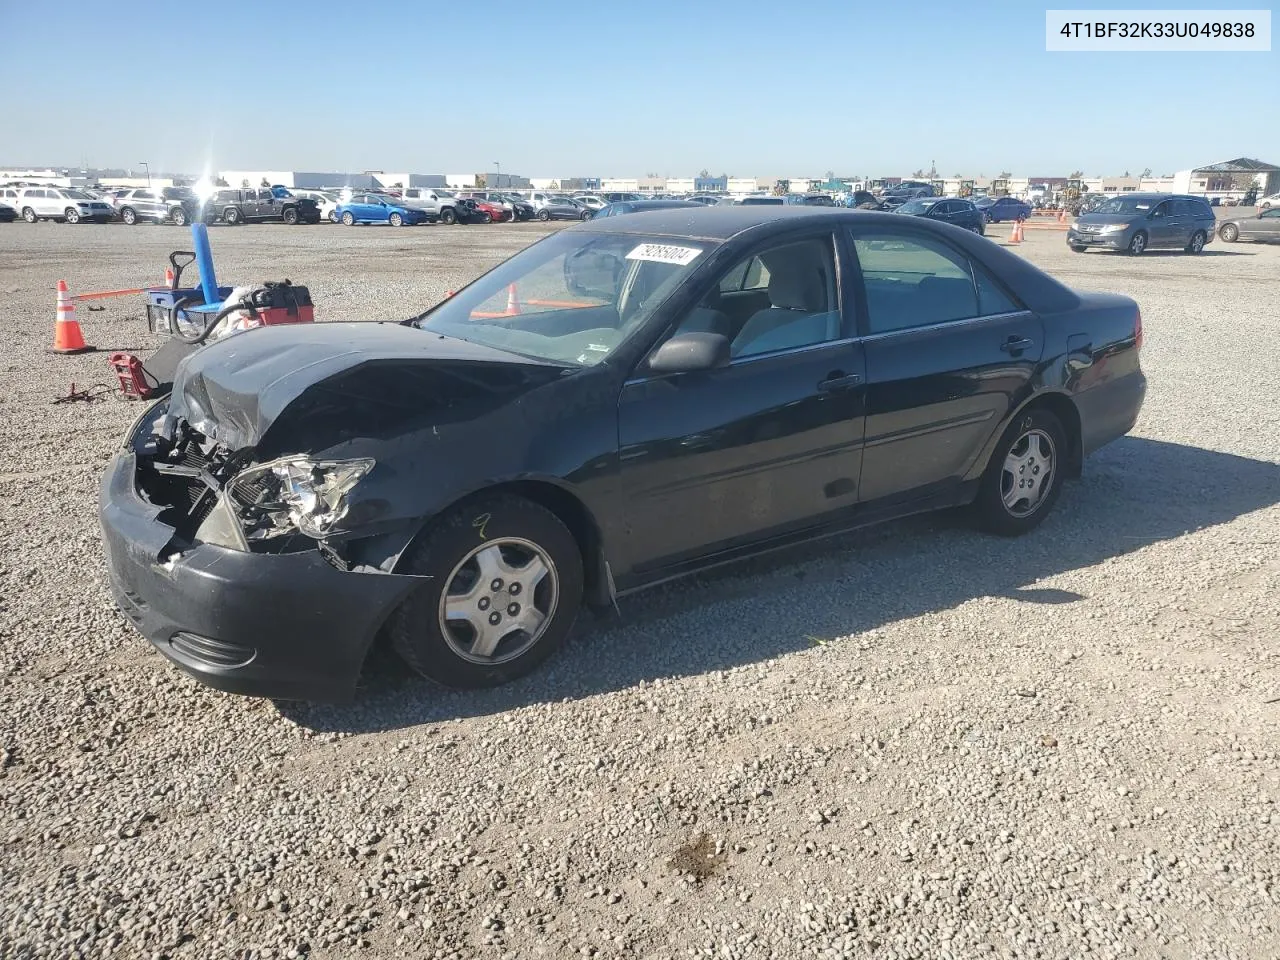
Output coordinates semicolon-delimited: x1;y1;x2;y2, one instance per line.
848;225;1043;504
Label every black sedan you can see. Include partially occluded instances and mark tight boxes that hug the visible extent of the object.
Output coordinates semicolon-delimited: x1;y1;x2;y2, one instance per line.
895;196;985;234
592;199;702;219
100;207;1146;701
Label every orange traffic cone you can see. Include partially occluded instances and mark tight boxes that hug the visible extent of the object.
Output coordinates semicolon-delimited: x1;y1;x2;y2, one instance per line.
505;283;520;316
1057;208;1067;225
1007;221;1021;244
52;280;90;354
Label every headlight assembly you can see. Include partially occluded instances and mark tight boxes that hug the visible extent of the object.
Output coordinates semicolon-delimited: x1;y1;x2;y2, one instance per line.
228;456;374;541
1098;223;1127;234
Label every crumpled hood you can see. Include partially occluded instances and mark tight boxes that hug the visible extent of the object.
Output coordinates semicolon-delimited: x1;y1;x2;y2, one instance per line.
167;321;558;451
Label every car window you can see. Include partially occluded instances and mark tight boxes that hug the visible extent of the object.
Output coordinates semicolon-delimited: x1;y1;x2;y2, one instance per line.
1150;202;1169;218
850;230;1016;334
676;236;838;359
1262;209;1280;219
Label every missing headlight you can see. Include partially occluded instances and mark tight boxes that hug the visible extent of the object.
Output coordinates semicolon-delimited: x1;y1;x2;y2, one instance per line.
228;456;375;541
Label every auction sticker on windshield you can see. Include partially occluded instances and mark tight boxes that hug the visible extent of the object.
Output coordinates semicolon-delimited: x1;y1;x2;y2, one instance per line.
625;243;703;266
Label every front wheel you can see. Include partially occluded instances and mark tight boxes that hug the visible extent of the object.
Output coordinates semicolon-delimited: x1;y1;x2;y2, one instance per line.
21;207;37;223
537;209;551;221
170;207;188;226
282;207;299;225
580;209;592;220
440;207;457;225
1219;223;1239;242
223;207;241;225
121;207;137;225
974;408;1067;536
1126;231;1147;255
389;212;404;227
390;496;583;688
481;212;492;223
64;207;81;224
341;211;355;226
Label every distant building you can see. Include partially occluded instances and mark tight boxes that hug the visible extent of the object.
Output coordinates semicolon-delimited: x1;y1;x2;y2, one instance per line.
694;175;727;193
1140;158;1279;199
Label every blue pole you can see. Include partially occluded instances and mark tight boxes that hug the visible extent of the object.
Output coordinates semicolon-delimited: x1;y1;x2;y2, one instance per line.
190;221;219;304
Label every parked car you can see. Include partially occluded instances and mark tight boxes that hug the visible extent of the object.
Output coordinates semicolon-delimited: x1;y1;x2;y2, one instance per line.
982;197;1032;223
400;187;466;224
1258;193;1280;210
844;190;881;209
100;206;1146;701
601;192;643;203
1217;207;1280;243
592;199;701;219
495;193;536;221
885;182;935;200
894;196;985;234
210;188;321;225
785;193;836;206
469;198;509;223
290;190;342;222
574;196;609;212
1067;193;1216;255
880;195;908;210
686;195;722;205
15;186;114;223
738;195;785;205
0;202;16;223
112;187;202;226
335;193;433;226
535;196;590;221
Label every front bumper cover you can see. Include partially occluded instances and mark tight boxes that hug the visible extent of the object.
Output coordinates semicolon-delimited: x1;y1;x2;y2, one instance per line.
99;450;425;701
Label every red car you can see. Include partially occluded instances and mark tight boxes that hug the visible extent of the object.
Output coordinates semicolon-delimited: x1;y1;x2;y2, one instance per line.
469;198;509;223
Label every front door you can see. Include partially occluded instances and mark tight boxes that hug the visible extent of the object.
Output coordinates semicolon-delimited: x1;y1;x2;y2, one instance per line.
615;231;867;576
848;225;1043;505
1146;199;1180;247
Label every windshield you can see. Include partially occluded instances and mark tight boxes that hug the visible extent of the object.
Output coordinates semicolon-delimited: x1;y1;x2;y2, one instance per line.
896;198;935;215
415;231;711;366
63;189;92;200
1092;197;1155;215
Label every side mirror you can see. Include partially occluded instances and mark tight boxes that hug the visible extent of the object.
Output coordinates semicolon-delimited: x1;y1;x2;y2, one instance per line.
647;333;730;375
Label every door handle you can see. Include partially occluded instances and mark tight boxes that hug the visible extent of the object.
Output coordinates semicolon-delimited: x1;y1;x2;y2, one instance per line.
817;372;862;392
1000;336;1034;355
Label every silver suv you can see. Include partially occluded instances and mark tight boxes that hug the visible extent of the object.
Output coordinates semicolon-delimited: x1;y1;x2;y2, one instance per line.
1068;193;1217;255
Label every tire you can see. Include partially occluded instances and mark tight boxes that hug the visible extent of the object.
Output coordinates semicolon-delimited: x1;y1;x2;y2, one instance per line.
170;207;188;226
580;209;592;220
223;207;241;225
1069;244;1087;253
389;212;404;227
537;209;551;221
1126;231;1147;255
1219;223;1239;242
64;207;80;224
21;207;37;223
121;207;137;225
1185;230;1206;254
389;495;583;688
341;212;355;226
974;408;1067;536
440;207;457;225
480;212;492;224
328;210;339;223
282;207;299;225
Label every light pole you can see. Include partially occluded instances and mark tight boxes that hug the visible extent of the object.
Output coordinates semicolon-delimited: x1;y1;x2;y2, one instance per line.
494;161;500;187
139;161;151;188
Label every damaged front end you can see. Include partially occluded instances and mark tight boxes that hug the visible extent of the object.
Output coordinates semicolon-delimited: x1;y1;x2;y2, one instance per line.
100;397;428;701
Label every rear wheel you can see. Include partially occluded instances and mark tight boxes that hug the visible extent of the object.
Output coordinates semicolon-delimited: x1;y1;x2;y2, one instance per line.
64;207;80;224
389;212;404;227
440;207;457;225
1219;223;1239;242
974;408;1067;536
1126;231;1147;255
390;496;583;688
328;209;339;222
341;211;355;226
121;207;138;225
1185;230;1206;254
223;207;241;225
282;207;299;225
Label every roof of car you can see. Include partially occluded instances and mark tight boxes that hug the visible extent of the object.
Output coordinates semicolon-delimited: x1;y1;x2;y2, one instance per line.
575;205;951;240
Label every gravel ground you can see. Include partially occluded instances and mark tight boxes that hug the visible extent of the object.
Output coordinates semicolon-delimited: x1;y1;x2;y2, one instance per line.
1;220;1278;960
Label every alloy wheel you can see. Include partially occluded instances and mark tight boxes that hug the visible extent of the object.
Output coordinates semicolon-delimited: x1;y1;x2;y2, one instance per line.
437;538;559;664
1000;428;1056;518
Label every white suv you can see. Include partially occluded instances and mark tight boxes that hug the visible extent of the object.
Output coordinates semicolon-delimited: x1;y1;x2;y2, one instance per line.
15;186;115;223
290;189;341;222
1258;192;1280;210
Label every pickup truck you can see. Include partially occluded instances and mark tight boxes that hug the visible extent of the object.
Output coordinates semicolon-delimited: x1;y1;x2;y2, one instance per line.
400;187;467;224
209;187;321;225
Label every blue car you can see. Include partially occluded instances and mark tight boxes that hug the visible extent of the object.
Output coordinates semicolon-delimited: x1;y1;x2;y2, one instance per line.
336;193;433;226
982;196;1032;223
